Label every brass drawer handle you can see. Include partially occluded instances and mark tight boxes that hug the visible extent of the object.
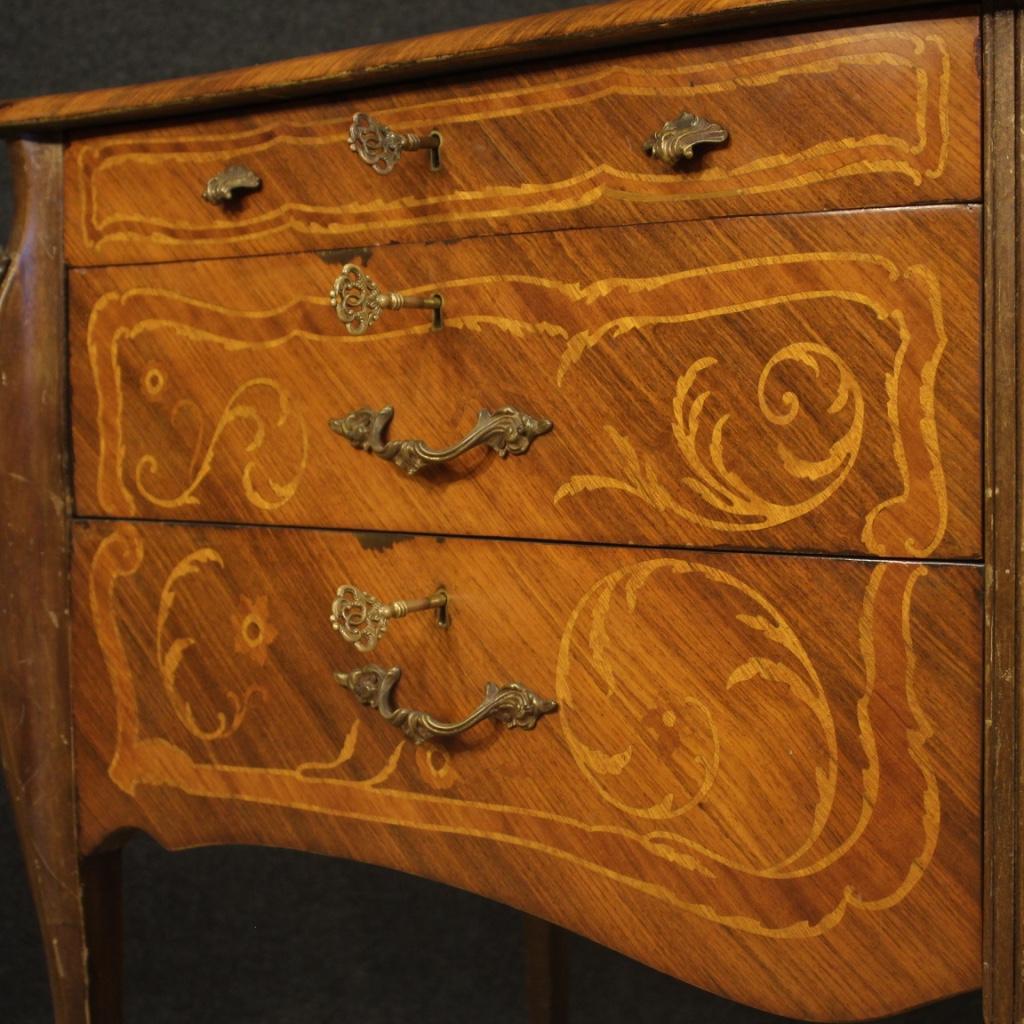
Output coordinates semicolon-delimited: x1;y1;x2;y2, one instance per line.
643;112;729;165
331;584;449;652
330;263;442;335
335;664;557;744
202;163;262;204
349;112;442;174
329;404;553;475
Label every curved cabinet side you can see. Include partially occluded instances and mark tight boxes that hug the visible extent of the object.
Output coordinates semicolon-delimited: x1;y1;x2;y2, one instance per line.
0;139;95;1023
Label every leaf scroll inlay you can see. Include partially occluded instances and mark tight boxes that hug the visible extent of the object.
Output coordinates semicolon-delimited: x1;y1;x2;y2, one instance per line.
83;250;958;557
87;525;948;940
556;342;864;533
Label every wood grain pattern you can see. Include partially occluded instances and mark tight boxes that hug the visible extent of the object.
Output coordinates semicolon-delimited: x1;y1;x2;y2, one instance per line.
0;0;971;133
62;14;981;266
70;206;981;559
0;0;1005;1019
981;3;1022;1021
0;142;95;1022
70;518;982;1022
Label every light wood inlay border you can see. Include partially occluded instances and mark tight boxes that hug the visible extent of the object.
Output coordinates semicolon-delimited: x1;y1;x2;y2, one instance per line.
65;24;971;263
71;519;982;1021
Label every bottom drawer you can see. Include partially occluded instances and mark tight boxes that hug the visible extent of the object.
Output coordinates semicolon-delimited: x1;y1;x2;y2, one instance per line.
71;520;981;1021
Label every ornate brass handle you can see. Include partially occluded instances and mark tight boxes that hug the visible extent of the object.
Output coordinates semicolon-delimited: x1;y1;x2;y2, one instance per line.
349;112;442;174
335;664;557;744
643;112;729;165
202;164;262;204
328;405;553;475
331;584;448;652
330;263;443;335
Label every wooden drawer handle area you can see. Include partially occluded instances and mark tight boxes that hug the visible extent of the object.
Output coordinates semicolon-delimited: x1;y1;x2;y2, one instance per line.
331;583;449;653
348;112;442;174
329;262;443;335
329;404;553;476
643;111;729;165
201;163;262;204
334;664;557;744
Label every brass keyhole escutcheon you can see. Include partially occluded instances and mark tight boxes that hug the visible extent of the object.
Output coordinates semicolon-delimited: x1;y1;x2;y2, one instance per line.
348;112;442;174
331;584;449;653
329;263;443;335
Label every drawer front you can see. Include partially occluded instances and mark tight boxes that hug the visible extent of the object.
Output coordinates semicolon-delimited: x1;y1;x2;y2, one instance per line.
71;206;981;559
71;519;981;1021
63;14;980;267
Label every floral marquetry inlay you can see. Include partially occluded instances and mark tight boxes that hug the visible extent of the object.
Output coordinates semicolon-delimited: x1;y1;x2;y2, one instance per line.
232;595;278;666
557;559;836;855
155;547;266;742
81;523;974;941
82;289;313;518
74;517;981;1018
0;6;990;1022
73;210;977;558
546;249;962;557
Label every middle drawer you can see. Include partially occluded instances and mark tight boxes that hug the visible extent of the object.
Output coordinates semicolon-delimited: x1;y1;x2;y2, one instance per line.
70;206;981;559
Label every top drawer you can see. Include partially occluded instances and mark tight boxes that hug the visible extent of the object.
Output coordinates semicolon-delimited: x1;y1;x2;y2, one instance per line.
64;13;980;267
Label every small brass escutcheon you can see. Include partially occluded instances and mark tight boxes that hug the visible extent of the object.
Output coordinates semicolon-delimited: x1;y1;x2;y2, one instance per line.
331;583;449;653
334;664;558;744
643;112;729;166
202;163;262;204
329;263;442;335
348;112;442;174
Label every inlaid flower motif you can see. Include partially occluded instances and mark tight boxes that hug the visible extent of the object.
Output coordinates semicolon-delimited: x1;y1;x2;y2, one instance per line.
140;363;166;400
415;742;459;791
232;595;279;666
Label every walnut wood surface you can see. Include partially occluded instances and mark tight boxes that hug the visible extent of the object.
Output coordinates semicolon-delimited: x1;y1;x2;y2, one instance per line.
62;14;980;266
981;3;1022;1021
0;0;970;133
70;205;981;560
0;142;93;1021
70;518;982;1021
0;0;1007;1020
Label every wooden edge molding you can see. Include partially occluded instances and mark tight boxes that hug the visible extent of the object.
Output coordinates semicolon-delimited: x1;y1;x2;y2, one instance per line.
0;0;957;133
0;140;91;1020
982;3;1022;1022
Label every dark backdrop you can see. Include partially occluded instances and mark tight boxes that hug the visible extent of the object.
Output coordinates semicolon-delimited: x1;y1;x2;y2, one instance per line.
0;2;983;1021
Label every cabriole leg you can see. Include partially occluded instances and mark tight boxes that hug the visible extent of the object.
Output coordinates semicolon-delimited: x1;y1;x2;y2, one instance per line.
0;138;93;1022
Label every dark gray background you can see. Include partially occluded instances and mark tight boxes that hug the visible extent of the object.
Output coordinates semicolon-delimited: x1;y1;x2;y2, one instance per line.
0;2;983;1021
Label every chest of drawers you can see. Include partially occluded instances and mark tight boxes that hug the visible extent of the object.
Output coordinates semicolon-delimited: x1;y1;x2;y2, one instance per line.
1;1;1020;1021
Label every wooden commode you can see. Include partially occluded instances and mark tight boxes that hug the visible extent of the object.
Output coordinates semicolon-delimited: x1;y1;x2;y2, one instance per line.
1;1;1021;1021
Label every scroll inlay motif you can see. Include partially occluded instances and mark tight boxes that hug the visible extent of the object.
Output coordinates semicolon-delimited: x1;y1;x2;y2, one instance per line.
79;244;962;557
85;523;955;939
